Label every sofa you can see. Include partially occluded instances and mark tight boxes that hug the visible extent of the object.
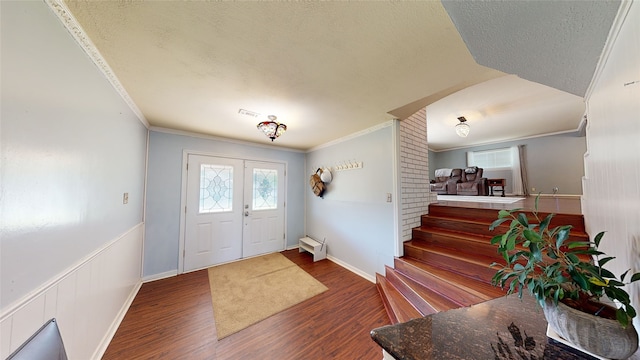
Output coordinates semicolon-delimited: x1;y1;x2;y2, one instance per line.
430;168;463;195
456;166;488;196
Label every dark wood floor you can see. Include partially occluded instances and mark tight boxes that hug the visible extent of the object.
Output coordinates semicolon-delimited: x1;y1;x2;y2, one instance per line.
103;196;580;359
103;250;389;360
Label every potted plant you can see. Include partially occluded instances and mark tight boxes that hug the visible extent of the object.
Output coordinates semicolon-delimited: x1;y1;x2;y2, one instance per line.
489;197;640;359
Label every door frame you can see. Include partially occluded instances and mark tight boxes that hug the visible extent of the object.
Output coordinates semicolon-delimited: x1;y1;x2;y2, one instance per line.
178;150;288;274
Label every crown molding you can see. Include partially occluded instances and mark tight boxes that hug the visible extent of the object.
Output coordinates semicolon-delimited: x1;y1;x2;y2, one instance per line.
307;120;394;152
428;128;583;153
44;0;149;128
149;126;306;153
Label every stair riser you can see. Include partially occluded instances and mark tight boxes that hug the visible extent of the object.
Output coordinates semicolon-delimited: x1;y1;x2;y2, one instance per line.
419;217;588;242
395;274;461;312
376;281;398;324
427;205;586;232
396;258;507;299
404;245;496;284
411;231;500;259
376;273;421;324
384;266;437;316
419;217;508;237
393;260;486;307
428;205;500;223
376;203;587;326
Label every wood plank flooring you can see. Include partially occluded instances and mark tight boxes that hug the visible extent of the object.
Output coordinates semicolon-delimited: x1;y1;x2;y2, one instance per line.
103;250;389;360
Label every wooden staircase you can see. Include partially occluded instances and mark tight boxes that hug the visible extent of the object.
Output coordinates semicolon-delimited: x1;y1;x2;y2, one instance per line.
376;202;588;324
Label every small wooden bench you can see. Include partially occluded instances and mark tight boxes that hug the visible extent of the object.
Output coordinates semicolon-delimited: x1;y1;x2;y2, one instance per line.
299;236;326;262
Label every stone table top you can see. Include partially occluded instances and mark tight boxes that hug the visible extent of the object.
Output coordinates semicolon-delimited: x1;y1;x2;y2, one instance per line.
370;294;599;360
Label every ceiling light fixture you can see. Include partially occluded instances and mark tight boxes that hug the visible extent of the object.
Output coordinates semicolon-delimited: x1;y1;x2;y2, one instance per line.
257;115;287;141
455;116;470;137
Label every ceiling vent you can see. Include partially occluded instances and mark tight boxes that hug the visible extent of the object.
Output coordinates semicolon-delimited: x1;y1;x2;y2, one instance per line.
238;109;260;118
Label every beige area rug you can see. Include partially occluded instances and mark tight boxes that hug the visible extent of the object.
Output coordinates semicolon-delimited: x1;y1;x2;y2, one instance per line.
208;252;328;339
437;195;525;204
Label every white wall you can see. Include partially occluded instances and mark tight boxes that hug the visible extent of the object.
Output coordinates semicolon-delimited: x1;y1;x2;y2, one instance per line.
305;124;396;281
431;132;586;195
1;1;146;358
582;0;640;330
144;130;305;278
0;226;144;359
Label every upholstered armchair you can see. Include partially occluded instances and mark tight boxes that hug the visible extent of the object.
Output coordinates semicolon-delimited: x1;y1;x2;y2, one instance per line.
456;167;488;196
430;168;463;195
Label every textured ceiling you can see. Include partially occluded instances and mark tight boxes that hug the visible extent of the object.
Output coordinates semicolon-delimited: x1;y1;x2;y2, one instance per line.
442;0;621;97
62;1;618;151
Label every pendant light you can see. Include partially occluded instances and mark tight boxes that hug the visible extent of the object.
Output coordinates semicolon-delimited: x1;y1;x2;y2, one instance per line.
257;115;287;141
455;116;470;137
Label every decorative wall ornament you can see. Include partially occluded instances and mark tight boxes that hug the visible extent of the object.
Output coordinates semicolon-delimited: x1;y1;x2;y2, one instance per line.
309;169;326;198
319;167;332;183
44;0;149;128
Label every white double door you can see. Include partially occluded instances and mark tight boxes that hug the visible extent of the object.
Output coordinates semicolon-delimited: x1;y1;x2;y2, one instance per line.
184;154;285;272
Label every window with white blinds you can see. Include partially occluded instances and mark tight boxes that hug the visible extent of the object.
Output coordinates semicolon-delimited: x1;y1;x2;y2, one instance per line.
467;148;513;169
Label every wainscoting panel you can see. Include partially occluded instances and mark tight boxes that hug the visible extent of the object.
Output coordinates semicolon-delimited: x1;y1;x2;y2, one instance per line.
0;223;144;359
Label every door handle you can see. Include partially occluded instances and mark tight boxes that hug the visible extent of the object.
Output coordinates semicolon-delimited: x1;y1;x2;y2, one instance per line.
244;211;249;217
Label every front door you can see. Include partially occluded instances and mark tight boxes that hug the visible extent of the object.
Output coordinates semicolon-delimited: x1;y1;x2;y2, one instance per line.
242;161;286;258
183;155;285;272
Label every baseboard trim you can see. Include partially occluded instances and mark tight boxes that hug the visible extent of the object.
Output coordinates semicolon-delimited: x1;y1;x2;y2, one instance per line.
286;247;376;283
534;194;582;199
142;270;178;283
91;280;143;359
327;255;376;284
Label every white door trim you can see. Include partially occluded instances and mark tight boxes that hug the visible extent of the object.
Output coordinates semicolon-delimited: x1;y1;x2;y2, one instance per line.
178;150;288;274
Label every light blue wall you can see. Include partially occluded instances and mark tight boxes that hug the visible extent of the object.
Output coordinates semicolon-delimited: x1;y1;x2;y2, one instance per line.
144;131;306;277
305;125;396;279
430;133;586;195
0;1;147;309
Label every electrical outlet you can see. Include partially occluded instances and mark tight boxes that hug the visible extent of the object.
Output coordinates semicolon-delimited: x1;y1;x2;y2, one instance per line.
123;192;129;204
386;193;392;202
531;187;536;192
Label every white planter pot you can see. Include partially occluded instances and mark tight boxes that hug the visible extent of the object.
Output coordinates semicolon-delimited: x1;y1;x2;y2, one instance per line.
543;300;639;359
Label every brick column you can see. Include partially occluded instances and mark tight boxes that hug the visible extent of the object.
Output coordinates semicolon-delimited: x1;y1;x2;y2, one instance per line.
399;107;436;241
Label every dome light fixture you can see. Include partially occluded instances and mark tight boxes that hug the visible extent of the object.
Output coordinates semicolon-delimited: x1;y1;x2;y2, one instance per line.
257;115;287;141
455;116;470;137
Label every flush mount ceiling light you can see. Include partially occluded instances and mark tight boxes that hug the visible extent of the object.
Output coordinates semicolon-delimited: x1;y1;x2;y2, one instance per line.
257;115;287;141
455;116;470;137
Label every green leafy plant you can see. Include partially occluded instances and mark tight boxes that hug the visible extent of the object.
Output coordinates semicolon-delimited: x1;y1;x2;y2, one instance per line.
489;197;640;328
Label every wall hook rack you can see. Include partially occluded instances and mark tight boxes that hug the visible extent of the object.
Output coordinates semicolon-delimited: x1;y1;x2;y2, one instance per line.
334;161;363;171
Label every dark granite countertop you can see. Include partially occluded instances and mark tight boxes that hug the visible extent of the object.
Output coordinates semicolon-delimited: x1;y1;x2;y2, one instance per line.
370;294;598;360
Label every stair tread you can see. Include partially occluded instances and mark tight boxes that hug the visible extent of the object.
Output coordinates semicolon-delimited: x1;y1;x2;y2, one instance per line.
389;267;462;311
376;273;422;324
404;240;501;265
398;257;506;299
413;226;494;241
385;266;445;314
426;205;587;233
419;215;589;238
374;203;587;327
